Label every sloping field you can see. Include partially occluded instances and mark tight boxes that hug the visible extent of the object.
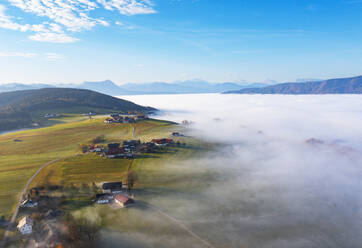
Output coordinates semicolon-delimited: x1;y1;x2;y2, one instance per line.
0;117;176;218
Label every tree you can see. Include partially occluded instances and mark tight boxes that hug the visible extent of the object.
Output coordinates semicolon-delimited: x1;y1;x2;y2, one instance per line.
91;182;98;193
91;135;105;144
79;144;88;153
124;170;138;193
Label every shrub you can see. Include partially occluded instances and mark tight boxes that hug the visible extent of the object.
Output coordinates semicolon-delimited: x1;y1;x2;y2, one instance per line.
91;135;105;144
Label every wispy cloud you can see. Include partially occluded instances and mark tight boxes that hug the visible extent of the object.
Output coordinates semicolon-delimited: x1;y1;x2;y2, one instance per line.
44;53;65;61
29;32;79;43
0;51;38;58
0;51;64;60
0;0;156;43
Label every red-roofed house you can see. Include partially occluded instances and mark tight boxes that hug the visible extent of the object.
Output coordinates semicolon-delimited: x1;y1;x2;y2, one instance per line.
114;194;134;207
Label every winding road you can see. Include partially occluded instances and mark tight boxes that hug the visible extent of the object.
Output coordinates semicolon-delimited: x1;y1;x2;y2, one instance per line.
0;158;62;248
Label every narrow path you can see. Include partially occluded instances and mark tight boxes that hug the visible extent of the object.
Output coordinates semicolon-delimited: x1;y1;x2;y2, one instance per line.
139;202;215;248
0;158;63;248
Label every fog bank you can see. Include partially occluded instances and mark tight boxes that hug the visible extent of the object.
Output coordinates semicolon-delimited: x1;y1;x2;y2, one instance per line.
118;94;362;248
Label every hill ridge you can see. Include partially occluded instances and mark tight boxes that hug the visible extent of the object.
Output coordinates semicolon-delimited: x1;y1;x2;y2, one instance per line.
224;75;362;94
0;88;155;132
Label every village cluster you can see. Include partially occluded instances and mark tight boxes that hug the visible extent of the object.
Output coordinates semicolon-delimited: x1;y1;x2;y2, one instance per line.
12;111;186;240
15;131;185;237
16;180;136;236
104;113;148;124
86;136;182;159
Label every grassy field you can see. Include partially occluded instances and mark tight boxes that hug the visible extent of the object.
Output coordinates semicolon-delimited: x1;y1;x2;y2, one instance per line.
0;114;222;247
0;116;178;219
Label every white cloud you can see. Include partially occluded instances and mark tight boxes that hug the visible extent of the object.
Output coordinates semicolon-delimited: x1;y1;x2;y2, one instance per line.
0;51;38;58
29;31;79;43
0;51;64;60
44;52;64;61
97;0;156;15
0;0;156;43
0;4;79;43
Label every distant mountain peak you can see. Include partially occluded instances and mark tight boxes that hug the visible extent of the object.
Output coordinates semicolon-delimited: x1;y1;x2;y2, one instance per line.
224;75;362;94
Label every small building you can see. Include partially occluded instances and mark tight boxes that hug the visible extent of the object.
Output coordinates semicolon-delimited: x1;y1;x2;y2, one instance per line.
102;182;123;194
17;216;33;235
172;132;184;137
123;140;141;152
95;193;114;204
108;143;120;149
104;118;114;124
20;199;38;208
108;143;121;153
151;138;174;146
44;114;58;118
114;194;134;207
139;142;157;153
89;145;103;153
136;114;148;120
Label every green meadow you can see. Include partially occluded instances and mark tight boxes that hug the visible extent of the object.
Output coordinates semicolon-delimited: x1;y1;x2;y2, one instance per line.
0;116;180;218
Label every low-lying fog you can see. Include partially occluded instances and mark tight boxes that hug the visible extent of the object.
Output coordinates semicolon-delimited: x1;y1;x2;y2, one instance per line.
119;94;362;248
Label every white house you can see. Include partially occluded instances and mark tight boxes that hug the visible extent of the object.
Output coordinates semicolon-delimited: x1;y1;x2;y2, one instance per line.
17;216;33;235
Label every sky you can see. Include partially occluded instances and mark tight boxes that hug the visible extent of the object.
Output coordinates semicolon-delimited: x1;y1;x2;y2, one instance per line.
0;0;362;85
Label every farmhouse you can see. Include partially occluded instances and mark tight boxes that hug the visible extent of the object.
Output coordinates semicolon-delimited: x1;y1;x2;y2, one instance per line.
151;138;174;146
123;140;141;152
89;144;104;153
104;118;114;124
172;132;184;137
114;194;134;207
136;114;147;120
139;142;157;153
17;216;33;235
95;193;114;204
102;182;123;194
20;199;38;208
44;114;58;118
105;143;130;158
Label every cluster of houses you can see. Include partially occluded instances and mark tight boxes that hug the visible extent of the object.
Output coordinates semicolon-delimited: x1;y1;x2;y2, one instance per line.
16;181;136;235
17;216;33;235
104;113;148;124
94;181;134;208
43;113;59;118
86;138;175;159
16;192;41;235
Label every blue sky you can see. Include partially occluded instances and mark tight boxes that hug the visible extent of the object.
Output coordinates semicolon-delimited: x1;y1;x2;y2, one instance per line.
0;0;362;85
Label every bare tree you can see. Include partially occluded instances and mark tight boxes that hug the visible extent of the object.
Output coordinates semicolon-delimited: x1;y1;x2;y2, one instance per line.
124;170;138;193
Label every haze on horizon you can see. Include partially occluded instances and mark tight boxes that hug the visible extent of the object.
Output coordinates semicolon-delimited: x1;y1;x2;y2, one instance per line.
1;0;362;85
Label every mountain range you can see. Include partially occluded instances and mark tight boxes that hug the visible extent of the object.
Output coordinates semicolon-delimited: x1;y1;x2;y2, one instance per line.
224;75;362;94
0;80;268;95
